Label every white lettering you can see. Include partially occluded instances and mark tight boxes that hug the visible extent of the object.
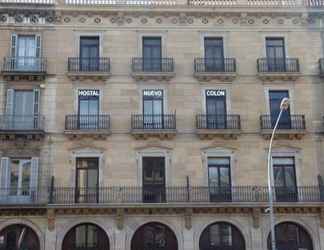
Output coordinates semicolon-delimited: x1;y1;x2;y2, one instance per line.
206;90;225;97
143;90;163;97
78;89;100;97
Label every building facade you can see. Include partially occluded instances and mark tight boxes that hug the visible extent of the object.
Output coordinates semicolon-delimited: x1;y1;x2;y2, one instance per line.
0;0;324;250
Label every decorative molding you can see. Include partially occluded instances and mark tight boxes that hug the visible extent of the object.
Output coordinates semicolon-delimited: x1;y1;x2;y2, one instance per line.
116;208;124;230
184;208;192;230
47;208;55;231
252;208;261;229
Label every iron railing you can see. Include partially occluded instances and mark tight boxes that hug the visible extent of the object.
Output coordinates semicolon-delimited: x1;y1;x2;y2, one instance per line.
2;57;47;73
131;58;174;73
196;114;241;129
65;114;110;130
68;57;110;73
194;58;236;73
0;115;45;131
0;187;48;205
50;186;324;204
260;114;305;130
131;114;176;130
257;58;300;73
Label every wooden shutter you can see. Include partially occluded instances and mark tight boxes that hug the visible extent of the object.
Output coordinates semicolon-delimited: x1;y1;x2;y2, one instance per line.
10;33;17;57
33;88;40;129
36;35;41;58
5;89;14;115
0;157;10;197
30;157;39;191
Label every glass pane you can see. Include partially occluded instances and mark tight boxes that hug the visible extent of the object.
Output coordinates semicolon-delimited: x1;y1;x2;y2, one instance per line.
208;167;219;186
208;157;230;165
10;160;19;195
75;225;86;247
219;168;230;186
21;160;31;195
87;169;98;188
285;167;296;187
273;157;294;165
274;167;285;186
143;100;153;115
209;224;221;246
87;225;97;247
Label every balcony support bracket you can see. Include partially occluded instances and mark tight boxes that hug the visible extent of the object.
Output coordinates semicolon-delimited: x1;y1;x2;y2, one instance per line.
184;208;193;230
115;208;124;230
320;207;324;229
252;208;261;229
47;208;56;231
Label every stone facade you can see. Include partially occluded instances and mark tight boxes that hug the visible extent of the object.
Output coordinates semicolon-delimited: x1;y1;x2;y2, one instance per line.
0;0;324;250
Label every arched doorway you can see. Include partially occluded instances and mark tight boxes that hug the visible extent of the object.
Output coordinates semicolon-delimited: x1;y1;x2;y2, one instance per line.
131;222;178;250
199;222;246;250
267;222;313;250
0;224;40;250
62;223;109;250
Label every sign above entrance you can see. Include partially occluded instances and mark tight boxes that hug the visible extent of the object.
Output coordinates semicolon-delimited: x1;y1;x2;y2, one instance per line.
143;89;163;97
78;89;100;97
206;90;226;97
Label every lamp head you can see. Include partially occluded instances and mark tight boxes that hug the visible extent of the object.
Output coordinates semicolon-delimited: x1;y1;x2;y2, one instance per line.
280;97;290;111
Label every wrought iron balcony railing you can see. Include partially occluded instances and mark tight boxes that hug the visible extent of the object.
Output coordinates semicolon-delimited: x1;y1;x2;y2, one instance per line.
0;115;45;131
0;187;48;205
65;114;110;130
257;58;300;73
131;114;176;130
67;57;110;73
49;186;324;204
194;58;236;73
196;114;241;129
260;114;305;130
2;57;47;73
131;58;174;73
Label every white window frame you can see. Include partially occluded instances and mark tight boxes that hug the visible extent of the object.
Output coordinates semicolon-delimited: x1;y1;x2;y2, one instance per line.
74;32;103;58
136;31;168;58
73;87;103;114
138;86;168;114
201;86;231;114
264;87;295;115
199;32;230;58
261;34;289;58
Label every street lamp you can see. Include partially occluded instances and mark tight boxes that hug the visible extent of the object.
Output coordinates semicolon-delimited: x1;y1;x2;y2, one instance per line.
267;97;289;250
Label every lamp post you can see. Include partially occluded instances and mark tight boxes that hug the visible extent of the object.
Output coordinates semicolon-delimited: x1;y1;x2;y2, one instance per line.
267;97;289;250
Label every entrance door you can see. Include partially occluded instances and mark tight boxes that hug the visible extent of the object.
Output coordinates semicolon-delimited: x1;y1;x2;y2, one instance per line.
208;158;231;202
143;37;162;72
80;37;99;71
16;35;37;71
204;37;224;72
269;90;290;129
143;90;163;129
266;38;285;72
206;90;226;129
78;91;99;129
142;157;166;203
273;157;298;202
75;158;99;203
13;90;34;129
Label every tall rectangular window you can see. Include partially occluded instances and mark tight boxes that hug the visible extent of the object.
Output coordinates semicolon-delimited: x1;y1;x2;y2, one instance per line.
142;37;162;72
269;90;291;129
78;89;100;129
79;36;99;71
272;157;298;202
266;37;285;71
10;159;31;196
204;37;224;71
142;89;164;129
206;90;226;129
76;158;99;203
208;157;231;202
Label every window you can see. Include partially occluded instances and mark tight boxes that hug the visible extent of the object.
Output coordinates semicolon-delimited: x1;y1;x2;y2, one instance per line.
142;37;162;72
204;37;224;72
79;36;99;71
10;159;31;196
266;37;285;71
269;90;291;129
273;157;298;202
11;34;41;71
75;158;99;203
142;157;165;203
5;89;40;130
78;89;100;129
208;157;231;201
143;89;164;129
205;89;227;129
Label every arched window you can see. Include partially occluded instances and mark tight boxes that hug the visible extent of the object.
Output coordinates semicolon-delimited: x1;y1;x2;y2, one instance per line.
62;223;109;250
0;224;40;250
131;222;178;250
267;222;313;250
199;222;245;250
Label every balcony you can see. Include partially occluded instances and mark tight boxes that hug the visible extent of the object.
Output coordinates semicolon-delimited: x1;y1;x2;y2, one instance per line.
67;57;111;80
64;114;111;139
131;58;175;81
49;186;324;206
257;58;300;81
0;115;45;140
1;57;47;81
260;114;306;139
0;187;48;207
196;114;241;139
194;58;237;82
131;114;176;139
